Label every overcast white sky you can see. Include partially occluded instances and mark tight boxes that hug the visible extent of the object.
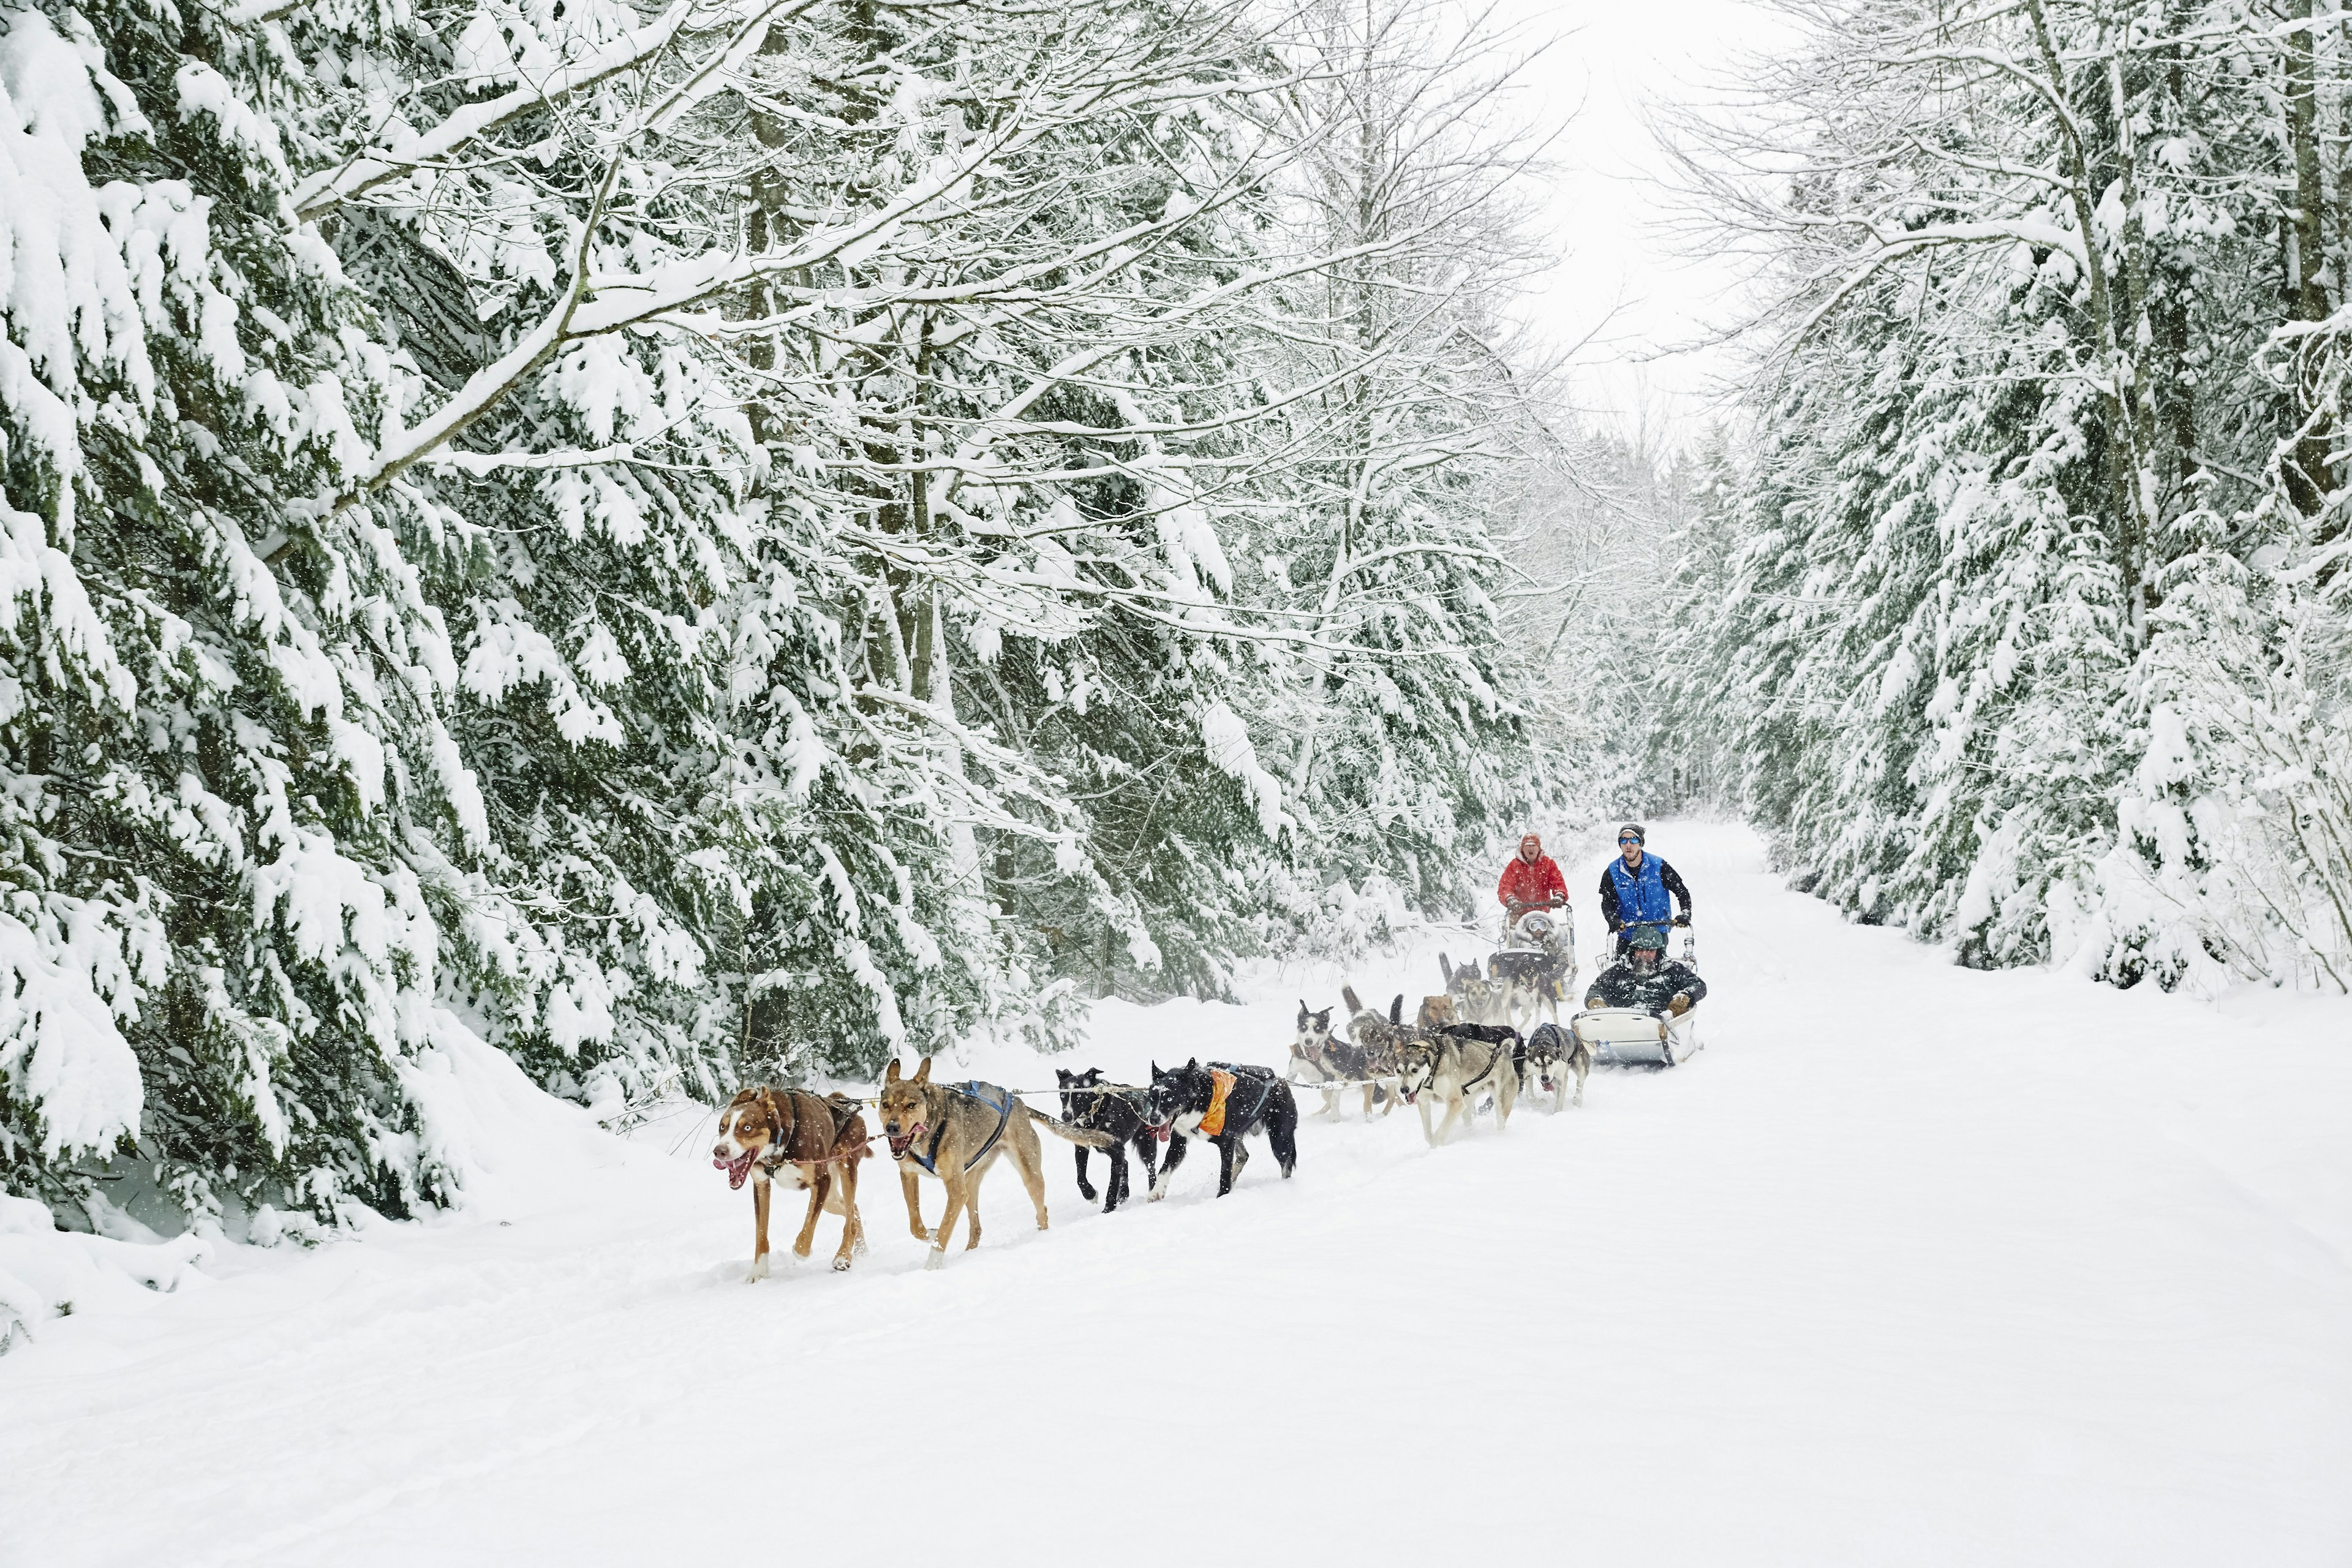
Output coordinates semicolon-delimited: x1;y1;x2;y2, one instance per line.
1492;0;1796;447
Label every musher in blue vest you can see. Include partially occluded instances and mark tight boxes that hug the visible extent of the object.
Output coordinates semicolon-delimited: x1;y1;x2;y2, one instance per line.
1598;823;1692;956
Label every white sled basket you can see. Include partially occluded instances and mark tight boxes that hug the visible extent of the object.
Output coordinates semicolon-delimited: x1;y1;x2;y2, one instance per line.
1572;1006;1698;1069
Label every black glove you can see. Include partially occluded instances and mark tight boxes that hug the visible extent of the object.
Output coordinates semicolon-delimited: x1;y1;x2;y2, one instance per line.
1672;914;1690;927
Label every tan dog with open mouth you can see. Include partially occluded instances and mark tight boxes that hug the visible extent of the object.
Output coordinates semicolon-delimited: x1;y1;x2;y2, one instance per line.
712;1087;870;1280
1439;952;1505;1025
875;1057;1110;1270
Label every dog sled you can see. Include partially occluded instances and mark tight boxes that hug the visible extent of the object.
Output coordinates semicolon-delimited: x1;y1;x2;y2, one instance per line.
1483;908;1575;1030
1574;926;1702;1069
1569;1006;1700;1069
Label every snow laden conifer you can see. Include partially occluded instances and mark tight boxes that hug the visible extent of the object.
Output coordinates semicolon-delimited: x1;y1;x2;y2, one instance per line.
1661;0;2352;992
292;0;986;1095
0;0;487;1227
1238;0;1554;947
5;0;1575;1235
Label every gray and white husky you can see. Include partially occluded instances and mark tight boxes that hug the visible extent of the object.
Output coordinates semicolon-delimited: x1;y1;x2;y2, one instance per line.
1518;1021;1590;1112
1292;996;1395;1121
1392;1028;1517;1147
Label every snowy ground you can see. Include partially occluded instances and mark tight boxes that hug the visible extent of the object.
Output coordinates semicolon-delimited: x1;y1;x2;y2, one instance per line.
2;821;2348;1567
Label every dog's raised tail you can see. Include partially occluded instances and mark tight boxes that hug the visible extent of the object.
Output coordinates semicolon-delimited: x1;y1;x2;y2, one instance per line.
1341;984;1366;1017
1022;1104;1114;1148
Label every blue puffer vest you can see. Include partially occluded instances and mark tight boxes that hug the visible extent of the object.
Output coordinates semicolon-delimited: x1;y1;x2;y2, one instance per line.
1608;853;1673;928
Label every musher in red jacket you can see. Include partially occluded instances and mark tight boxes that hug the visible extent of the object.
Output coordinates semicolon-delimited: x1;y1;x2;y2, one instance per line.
1496;833;1567;940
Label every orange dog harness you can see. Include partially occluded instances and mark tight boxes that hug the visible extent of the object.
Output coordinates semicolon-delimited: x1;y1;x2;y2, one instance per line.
1198;1069;1237;1136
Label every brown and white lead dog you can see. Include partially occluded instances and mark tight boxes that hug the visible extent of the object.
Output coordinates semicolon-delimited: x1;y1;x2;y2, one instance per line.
712;1087;870;1280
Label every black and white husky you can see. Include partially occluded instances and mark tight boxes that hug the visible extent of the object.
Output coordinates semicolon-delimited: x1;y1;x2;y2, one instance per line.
1519;1022;1590;1112
1054;1068;1161;1212
1393;1028;1518;1147
1291;999;1392;1121
1142;1058;1300;1198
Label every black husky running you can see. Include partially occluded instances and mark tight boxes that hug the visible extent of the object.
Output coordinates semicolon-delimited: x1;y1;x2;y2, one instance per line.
1054;1067;1161;1212
1141;1058;1300;1199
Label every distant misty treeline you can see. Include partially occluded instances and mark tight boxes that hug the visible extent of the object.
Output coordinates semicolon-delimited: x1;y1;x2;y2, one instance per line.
0;0;1576;1230
1656;0;2352;996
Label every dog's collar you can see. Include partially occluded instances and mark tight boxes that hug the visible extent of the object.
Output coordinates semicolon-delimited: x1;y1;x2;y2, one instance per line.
889;1120;936;1172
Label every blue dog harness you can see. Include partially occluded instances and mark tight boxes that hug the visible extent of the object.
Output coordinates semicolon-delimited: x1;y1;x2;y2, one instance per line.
911;1081;1018;1175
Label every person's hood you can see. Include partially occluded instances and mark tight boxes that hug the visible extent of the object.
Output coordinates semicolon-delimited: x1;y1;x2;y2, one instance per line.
1519;833;1542;857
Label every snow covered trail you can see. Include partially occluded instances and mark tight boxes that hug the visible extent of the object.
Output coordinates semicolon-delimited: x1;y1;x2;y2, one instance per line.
3;821;2348;1567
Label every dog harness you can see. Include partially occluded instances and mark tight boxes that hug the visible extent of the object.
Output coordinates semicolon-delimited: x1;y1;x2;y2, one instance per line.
910;1082;1017;1176
1452;1039;1505;1095
1198;1069;1237;1136
1200;1063;1273;1136
755;1088;796;1174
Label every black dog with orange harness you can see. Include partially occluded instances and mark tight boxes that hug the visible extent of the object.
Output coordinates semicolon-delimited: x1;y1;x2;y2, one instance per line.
1141;1058;1299;1200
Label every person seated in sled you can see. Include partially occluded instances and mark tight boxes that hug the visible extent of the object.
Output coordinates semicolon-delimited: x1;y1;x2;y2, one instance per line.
1598;823;1691;956
1496;831;1568;944
1584;925;1706;1019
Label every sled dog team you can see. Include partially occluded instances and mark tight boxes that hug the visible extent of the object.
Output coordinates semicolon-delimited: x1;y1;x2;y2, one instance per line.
709;954;1578;1281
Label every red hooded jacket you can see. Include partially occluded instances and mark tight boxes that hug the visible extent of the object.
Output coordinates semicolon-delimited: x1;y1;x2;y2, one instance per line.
1498;851;1567;910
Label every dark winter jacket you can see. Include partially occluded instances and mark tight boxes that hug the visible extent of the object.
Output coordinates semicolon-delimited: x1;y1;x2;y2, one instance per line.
1583;958;1706;1017
1598;853;1691;932
1498;853;1568;911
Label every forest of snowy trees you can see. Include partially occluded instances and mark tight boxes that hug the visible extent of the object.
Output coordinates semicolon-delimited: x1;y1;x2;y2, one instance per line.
15;0;2350;1237
0;0;1583;1226
1659;0;2352;999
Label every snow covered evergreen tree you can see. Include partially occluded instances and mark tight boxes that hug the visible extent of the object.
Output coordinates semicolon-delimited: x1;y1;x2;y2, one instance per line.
1662;0;2352;992
1;0;489;1227
4;0;1575;1231
1240;0;1556;941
